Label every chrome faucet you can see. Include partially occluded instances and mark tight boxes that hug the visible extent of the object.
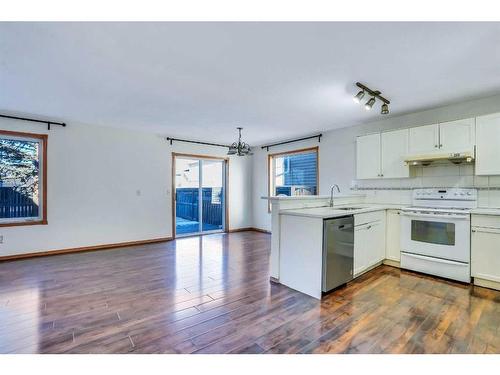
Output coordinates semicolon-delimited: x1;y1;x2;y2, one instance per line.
329;184;340;207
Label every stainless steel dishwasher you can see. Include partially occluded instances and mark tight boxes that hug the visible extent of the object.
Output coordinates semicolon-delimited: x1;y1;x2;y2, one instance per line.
322;215;354;293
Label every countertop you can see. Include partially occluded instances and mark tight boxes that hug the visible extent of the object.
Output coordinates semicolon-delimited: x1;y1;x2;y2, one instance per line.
280;204;404;219
471;208;500;216
260;193;365;201
278;203;500;218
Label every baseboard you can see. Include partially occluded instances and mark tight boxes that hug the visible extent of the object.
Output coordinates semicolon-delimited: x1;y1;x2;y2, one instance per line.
250;227;271;234
0;236;173;262
354;260;384;278
473;277;500;291
228;227;271;234
383;259;401;268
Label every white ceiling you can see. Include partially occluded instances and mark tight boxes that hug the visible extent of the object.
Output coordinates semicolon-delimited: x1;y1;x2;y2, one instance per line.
1;22;500;145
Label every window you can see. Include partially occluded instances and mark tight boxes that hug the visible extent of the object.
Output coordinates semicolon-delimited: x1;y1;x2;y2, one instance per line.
0;130;47;226
268;147;318;210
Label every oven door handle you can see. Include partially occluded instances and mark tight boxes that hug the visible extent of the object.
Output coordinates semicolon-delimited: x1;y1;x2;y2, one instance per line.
400;212;469;220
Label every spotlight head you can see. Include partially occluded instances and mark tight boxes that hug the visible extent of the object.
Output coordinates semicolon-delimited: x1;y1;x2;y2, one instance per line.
353;90;365;103
381;103;389;115
364;97;376;110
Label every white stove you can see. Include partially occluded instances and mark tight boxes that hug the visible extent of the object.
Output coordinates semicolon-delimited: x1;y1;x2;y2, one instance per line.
400;188;477;283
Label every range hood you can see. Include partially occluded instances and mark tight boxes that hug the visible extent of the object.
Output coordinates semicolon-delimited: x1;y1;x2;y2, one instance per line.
404;150;475;166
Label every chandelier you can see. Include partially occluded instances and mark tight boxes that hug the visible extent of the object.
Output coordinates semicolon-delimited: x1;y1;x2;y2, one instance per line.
227;127;252;156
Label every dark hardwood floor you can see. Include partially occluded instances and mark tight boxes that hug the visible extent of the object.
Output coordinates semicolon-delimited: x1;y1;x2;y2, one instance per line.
0;231;499;354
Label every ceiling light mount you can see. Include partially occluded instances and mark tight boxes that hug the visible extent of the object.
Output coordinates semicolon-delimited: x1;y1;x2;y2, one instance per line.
353;82;390;115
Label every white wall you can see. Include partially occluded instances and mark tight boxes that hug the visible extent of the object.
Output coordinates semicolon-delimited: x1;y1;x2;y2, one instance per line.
4;91;500;253
0;118;253;257
253;93;500;231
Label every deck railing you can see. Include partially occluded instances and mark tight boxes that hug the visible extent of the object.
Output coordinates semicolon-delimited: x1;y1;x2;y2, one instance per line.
0;187;39;219
175;188;223;226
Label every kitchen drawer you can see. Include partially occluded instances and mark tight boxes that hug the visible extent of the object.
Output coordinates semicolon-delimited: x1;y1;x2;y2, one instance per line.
471;214;500;229
401;252;470;283
355;210;385;226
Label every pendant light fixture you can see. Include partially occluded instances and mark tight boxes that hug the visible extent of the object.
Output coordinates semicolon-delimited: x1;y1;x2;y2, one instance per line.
353;82;390;115
227;127;252;156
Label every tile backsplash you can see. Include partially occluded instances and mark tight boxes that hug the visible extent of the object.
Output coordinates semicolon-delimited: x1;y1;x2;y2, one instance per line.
351;162;500;207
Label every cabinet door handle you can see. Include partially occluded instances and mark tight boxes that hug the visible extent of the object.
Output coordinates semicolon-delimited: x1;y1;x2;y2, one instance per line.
439;144;443;148
434;144;438;148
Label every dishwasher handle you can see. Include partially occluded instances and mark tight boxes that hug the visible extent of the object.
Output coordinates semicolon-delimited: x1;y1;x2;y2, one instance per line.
336;223;353;231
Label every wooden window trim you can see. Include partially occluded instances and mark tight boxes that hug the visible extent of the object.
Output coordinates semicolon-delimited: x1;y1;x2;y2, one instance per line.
267;146;319;213
171;152;229;239
0;129;48;227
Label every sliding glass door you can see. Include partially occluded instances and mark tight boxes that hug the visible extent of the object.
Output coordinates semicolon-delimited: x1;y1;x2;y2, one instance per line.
174;155;226;236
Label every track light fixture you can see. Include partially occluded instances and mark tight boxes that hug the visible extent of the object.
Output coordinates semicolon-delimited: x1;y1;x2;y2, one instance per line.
353;82;390;115
364;97;375;110
353;90;365;103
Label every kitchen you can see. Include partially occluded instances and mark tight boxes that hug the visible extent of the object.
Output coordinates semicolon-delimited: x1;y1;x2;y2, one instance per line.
2;20;500;359
263;113;500;299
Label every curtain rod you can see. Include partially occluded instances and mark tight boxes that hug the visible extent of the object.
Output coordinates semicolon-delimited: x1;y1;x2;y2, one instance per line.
0;113;67;130
166;137;230;148
261;134;322;151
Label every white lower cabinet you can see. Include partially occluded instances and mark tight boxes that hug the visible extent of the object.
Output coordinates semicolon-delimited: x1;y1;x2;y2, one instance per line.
385;210;401;262
471;215;500;288
354;211;386;277
354;225;367;276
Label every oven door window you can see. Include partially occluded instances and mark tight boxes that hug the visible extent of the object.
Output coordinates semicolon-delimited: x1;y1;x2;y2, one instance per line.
411;220;455;246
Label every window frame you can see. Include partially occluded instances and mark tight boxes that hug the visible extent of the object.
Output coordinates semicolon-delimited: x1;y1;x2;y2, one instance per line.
267;146;319;212
0;129;48;227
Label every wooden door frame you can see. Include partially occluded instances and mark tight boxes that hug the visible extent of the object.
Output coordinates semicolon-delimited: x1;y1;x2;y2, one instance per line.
171;152;229;239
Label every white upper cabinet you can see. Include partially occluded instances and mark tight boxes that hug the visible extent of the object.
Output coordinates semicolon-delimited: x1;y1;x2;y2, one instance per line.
357;118;475;179
356;133;381;179
408;119;475;155
357;129;409;179
438;118;475;153
476;112;500;175
408;124;439;154
381;129;409;178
